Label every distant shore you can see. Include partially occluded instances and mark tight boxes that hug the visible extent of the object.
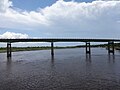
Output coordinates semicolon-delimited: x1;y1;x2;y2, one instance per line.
0;46;77;53
0;43;120;53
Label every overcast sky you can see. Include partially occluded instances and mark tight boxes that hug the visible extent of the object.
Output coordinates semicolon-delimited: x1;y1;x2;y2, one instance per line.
0;0;120;46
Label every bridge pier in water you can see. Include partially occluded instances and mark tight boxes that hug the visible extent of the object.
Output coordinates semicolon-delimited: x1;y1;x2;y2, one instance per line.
1;39;118;58
86;42;91;54
51;42;54;56
7;42;12;58
108;41;114;55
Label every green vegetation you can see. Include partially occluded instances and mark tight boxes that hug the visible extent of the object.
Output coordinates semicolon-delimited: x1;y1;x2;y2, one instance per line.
76;43;120;48
0;43;120;53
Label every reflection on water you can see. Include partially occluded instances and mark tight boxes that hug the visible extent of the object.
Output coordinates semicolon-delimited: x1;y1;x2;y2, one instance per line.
108;54;115;63
51;55;54;61
51;55;55;67
6;57;12;77
7;57;12;64
86;54;91;63
0;48;120;90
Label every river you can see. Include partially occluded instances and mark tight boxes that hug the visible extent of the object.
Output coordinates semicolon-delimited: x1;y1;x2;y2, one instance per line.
0;48;120;90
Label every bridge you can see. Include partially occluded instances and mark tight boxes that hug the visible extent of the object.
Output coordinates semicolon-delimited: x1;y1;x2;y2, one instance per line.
0;38;120;57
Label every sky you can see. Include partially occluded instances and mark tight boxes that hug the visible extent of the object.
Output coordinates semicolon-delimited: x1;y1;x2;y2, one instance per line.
12;0;94;11
0;0;120;46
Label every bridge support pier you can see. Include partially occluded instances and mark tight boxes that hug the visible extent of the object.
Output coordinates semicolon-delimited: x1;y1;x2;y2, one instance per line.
108;41;114;55
51;42;54;56
7;42;12;57
86;42;91;54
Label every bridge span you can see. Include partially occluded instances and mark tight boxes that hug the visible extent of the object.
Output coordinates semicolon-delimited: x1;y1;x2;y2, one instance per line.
0;38;120;57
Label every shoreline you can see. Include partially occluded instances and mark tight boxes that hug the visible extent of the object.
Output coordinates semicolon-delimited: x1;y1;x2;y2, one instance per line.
0;45;120;53
0;46;77;53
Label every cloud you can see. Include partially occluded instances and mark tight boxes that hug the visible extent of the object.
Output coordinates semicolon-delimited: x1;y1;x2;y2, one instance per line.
0;0;12;12
0;32;29;39
0;0;120;38
96;0;120;1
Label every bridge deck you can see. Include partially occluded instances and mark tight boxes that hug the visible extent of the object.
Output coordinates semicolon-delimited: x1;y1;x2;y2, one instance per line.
0;38;120;43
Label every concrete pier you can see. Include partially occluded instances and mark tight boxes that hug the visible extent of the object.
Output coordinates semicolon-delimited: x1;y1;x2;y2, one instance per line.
86;42;91;54
51;42;54;56
108;41;114;54
7;42;12;57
